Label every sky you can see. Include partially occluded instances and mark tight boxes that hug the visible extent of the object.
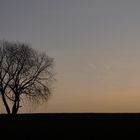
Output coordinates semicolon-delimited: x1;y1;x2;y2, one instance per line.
1;0;140;113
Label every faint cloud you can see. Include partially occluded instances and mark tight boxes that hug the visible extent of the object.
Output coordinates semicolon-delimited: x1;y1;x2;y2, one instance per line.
103;63;112;74
86;61;102;79
88;62;97;69
86;60;113;80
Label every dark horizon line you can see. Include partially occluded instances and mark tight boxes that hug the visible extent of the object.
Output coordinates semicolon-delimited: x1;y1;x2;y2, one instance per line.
1;112;140;115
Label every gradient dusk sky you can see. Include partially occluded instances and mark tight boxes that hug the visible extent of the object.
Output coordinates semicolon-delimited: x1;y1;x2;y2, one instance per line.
1;0;140;113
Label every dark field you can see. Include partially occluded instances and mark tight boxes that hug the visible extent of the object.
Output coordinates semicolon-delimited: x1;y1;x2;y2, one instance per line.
1;113;140;139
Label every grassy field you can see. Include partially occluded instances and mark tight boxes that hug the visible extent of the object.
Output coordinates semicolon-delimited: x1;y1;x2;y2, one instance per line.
1;113;140;139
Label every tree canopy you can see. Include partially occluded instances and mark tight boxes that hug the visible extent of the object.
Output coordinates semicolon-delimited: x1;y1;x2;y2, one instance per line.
0;40;54;114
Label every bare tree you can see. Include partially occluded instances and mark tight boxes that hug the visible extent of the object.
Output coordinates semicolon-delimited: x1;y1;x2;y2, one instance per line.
0;40;54;115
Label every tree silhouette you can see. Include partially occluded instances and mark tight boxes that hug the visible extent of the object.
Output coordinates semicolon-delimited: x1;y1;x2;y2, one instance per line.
0;40;54;115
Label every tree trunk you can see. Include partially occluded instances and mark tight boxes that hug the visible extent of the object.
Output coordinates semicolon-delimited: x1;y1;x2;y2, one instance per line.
1;94;11;114
12;99;19;115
